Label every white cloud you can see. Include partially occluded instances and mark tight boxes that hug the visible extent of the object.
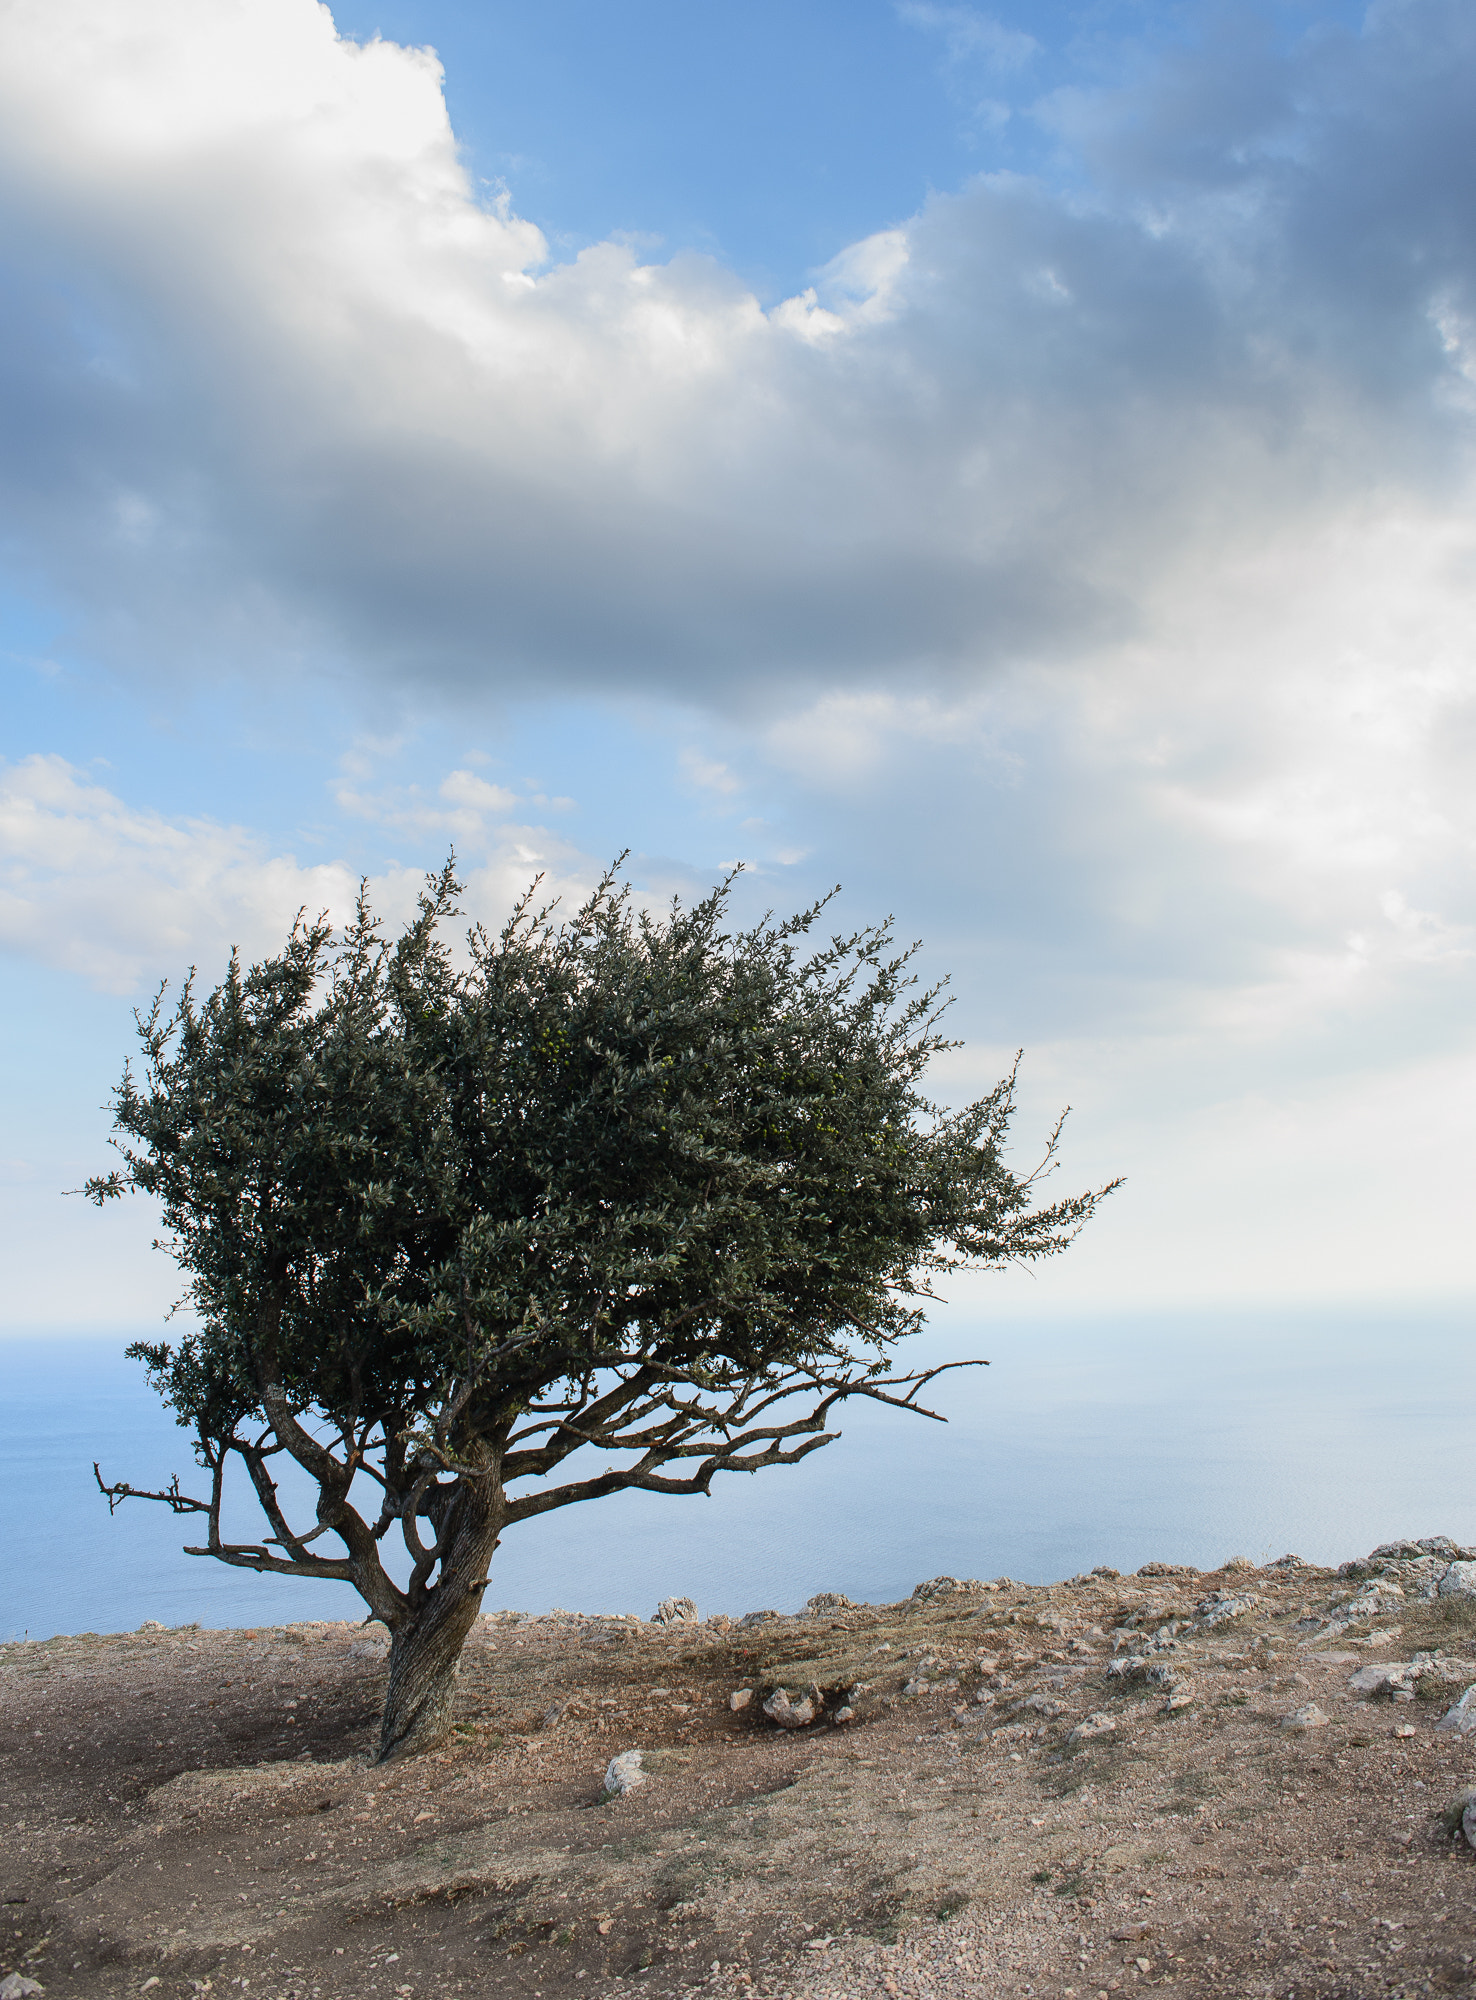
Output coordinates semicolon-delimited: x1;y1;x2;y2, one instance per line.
0;754;603;994
0;0;1472;706
0;755;373;991
337;766;521;841
677;748;742;799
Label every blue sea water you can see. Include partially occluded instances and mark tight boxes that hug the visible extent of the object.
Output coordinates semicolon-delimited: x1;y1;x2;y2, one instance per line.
2;1302;1471;1642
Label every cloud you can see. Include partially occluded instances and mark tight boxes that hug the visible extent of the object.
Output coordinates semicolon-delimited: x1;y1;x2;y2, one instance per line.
677;748;742;799
0;753;605;993
0;754;372;990
896;4;1039;73
0;0;1473;708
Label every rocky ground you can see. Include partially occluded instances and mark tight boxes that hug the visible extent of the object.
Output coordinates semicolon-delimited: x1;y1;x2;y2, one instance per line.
5;1539;1476;2000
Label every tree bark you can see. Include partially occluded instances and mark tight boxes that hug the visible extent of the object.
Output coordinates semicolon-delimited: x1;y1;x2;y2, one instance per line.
376;1474;505;1762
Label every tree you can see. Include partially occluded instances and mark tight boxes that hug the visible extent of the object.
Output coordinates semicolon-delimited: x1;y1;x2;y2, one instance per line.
90;861;1116;1760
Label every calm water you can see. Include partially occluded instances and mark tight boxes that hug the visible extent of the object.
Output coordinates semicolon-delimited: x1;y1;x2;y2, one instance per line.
2;1303;1471;1641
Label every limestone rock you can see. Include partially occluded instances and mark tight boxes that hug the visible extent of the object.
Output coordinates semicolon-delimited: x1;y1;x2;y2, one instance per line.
604;1749;646;1795
1135;1561;1199;1579
910;1575;988;1602
1106;1655;1148;1682
652;1596;699;1626
1348;1661;1426;1698
0;1978;45;2000
1438;1562;1476;1600
1436;1685;1476;1734
1067;1711;1116;1744
1282;1703;1330;1730
805;1593;856;1615
738;1609;782;1627
728;1688;753;1712
763;1686;819;1729
1373;1536;1475;1563
1197;1592;1261;1627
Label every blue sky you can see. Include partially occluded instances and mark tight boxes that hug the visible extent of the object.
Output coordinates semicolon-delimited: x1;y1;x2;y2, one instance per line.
1;0;1473;1332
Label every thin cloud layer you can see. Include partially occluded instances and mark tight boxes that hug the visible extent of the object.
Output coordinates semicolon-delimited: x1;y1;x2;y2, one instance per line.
0;0;1472;699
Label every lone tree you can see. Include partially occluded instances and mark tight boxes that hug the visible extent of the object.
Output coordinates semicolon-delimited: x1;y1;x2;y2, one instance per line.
91;862;1115;1760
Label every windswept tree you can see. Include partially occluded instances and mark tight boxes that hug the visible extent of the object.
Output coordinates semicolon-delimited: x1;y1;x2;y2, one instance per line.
91;862;1116;1760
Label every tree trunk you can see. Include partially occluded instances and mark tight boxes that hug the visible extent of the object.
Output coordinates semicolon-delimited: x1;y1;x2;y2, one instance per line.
377;1474;505;1761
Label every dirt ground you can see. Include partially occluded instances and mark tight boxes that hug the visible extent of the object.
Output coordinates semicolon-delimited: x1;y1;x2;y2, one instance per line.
5;1553;1476;2000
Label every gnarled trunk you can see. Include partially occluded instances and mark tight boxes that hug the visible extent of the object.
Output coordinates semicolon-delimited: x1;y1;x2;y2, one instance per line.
377;1474;505;1761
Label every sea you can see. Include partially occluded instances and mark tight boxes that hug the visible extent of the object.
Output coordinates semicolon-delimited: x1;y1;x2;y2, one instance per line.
2;1301;1472;1643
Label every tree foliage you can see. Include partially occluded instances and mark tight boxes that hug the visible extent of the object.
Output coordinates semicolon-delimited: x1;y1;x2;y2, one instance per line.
90;861;1115;1756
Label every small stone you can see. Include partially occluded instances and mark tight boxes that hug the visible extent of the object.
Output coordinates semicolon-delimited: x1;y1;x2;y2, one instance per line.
604;1750;646;1795
1348;1662;1423;1698
832;1705;855;1724
1196;1592;1262;1627
652;1596;699;1625
0;1978;45;2000
762;1686;819;1729
729;1688;753;1711
1135;1957;1152;1974
1106;1656;1147;1682
1436;1684;1476;1732
1282;1704;1329;1731
1392;1723;1417;1738
1161;1689;1195;1713
1068;1712;1117;1745
1393;1830;1413;1847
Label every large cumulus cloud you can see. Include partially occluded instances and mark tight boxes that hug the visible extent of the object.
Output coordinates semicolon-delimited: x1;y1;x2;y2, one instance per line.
0;0;1474;699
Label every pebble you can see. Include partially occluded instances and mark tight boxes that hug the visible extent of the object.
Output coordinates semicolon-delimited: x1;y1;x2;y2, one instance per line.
1282;1703;1329;1730
729;1688;753;1711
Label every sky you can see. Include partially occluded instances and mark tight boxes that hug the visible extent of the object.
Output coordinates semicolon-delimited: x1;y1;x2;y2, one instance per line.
1;0;1473;1335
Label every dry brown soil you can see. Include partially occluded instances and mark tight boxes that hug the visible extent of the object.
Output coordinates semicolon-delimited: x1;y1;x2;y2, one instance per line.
5;1561;1476;2000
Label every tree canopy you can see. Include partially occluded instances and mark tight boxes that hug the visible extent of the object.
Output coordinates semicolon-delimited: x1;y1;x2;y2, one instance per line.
90;861;1116;1757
